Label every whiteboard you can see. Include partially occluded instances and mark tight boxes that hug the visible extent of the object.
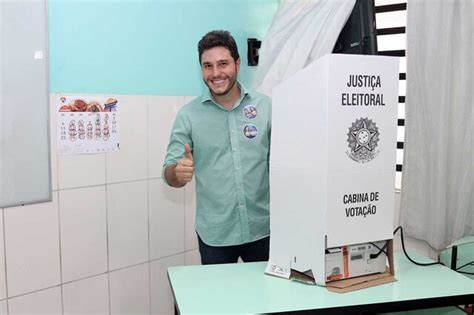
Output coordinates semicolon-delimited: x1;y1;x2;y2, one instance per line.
0;0;51;208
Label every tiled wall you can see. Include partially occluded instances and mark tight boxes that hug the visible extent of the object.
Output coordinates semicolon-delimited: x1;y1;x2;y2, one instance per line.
0;94;199;314
0;94;436;314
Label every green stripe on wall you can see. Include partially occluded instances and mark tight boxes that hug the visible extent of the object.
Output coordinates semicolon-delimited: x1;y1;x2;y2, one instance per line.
49;0;278;95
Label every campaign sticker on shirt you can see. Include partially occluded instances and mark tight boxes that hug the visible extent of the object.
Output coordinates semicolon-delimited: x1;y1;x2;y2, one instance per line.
243;124;258;139
243;105;257;119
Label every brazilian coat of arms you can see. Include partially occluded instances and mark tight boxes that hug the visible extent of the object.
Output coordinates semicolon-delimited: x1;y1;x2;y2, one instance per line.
346;117;380;163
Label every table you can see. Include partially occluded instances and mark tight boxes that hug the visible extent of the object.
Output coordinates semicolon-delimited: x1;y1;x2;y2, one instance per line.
440;235;474;280
168;252;474;314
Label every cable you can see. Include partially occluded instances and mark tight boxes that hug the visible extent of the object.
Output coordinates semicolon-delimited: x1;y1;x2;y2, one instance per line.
456;260;474;275
369;241;388;258
393;226;445;266
457;271;474;275
456;261;474;272
455;305;468;313
455;305;465;312
394;226;474;276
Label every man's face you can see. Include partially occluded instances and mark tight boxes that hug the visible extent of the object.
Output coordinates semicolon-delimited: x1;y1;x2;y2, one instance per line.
201;46;240;97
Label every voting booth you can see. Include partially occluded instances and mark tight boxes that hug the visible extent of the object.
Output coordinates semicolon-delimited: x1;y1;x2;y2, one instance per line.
266;54;399;291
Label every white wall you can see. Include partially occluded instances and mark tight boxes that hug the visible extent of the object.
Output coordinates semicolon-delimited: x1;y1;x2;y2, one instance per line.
0;94;200;315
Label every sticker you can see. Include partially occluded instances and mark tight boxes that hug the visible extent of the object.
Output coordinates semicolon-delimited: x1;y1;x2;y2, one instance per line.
243;105;258;119
265;262;291;279
243;124;258;139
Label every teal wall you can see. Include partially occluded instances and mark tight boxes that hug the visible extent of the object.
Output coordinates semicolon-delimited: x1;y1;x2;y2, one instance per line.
49;0;278;96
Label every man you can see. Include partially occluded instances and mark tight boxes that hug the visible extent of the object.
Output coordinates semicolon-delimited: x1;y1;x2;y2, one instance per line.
163;30;271;265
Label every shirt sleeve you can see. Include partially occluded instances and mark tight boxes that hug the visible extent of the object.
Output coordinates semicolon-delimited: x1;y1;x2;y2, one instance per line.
162;109;192;186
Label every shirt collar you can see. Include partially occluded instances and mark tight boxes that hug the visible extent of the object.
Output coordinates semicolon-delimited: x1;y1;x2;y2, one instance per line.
200;80;250;109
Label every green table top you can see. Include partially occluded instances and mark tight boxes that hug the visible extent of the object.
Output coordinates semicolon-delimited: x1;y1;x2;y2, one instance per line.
168;252;474;314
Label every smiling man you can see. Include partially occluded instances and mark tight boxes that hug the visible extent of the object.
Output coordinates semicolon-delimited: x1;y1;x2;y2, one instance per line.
163;30;272;265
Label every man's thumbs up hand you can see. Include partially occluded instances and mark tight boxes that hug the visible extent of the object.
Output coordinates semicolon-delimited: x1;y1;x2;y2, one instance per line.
184;143;193;161
176;144;194;184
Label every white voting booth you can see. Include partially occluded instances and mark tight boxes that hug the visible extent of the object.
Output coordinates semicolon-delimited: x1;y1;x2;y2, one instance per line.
266;54;399;288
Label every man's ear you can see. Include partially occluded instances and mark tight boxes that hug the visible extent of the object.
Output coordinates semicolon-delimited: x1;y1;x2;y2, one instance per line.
236;58;241;72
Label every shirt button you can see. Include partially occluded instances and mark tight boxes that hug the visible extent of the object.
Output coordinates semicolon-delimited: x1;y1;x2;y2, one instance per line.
236;167;240;170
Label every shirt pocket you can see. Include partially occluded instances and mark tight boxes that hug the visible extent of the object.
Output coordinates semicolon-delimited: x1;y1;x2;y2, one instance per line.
192;117;229;159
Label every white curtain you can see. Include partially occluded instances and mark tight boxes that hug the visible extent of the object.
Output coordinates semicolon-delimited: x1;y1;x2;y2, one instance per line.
255;0;355;97
400;0;473;250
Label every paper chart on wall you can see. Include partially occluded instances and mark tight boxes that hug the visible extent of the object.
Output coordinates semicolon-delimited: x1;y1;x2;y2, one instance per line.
57;95;120;155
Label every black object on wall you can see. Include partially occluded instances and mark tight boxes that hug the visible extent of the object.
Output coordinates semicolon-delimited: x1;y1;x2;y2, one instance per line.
247;38;262;66
333;0;378;55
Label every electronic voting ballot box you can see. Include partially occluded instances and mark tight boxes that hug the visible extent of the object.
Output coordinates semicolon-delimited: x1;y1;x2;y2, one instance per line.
266;54;399;288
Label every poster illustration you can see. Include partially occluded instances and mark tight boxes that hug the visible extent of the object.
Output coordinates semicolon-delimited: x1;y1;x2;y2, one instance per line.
57;95;120;155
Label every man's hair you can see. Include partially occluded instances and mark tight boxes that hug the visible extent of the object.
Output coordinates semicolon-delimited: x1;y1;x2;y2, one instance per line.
198;30;240;64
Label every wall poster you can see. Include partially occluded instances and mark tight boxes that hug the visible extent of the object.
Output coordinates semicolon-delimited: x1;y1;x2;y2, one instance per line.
57;95;120;155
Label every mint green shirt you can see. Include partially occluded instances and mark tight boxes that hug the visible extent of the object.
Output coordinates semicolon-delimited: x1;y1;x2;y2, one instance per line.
163;83;271;246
